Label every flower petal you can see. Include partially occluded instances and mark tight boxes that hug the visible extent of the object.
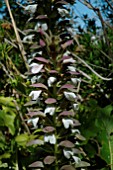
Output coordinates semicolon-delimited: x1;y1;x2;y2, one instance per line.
47;77;56;87
63;149;73;159
30;63;43;74
29;90;42;100
64;91;77;101
62;118;73;129
44;106;55;116
25;4;37;13
72;156;81;164
44;134;56;144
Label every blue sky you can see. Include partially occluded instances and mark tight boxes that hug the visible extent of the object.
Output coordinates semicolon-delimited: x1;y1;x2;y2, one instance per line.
75;1;101;28
0;1;101;28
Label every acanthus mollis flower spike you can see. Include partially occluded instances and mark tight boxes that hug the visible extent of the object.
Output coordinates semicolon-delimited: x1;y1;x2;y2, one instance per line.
29;90;42;100
29;63;44;74
44;134;56;144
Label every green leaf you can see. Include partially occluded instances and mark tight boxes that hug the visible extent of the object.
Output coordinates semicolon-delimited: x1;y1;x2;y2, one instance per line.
15;134;29;146
0;153;11;160
0;96;15;108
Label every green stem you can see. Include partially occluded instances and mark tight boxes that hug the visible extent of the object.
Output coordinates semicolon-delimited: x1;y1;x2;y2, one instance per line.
54;135;59;170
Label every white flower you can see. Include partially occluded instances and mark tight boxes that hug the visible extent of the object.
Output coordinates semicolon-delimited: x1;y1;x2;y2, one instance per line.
91;35;96;41
23;34;34;42
71;78;81;85
91;35;98;45
25;4;37;13
67;27;75;36
47;77;56;87
58;8;69;17
72;156;81;164
42;23;48;31
44;134;56;144
62;118;73;129
71;78;77;85
64;91;77;101
35;22;48;31
63;51;71;56
63;149;73;159
73;103;79;111
29;90;42;100
67;66;76;72
71;129;80;134
30;63;43;74
44;106;55;116
63;57;75;64
32;51;42;57
31;75;42;84
27;117;39;128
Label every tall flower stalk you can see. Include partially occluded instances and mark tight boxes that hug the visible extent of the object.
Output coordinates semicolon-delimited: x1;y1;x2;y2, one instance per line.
23;0;89;169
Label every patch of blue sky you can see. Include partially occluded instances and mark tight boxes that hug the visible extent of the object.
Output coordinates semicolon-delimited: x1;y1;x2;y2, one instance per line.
74;1;102;28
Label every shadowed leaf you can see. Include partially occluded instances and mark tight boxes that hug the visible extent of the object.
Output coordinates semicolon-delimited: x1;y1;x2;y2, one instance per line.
36;15;48;19
27;139;44;146
44;156;56;165
60;165;75;170
59;140;74;148
49;70;58;74
59;111;74;116
29;161;44;168
24;101;37;106
27;111;45;117
43;126;55;133
73;119;81;126
61;40;73;49
75;161;90;168
75;134;86;141
56;1;69;5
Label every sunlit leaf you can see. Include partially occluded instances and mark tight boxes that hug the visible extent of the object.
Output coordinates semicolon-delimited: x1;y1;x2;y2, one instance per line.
15;134;29;146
